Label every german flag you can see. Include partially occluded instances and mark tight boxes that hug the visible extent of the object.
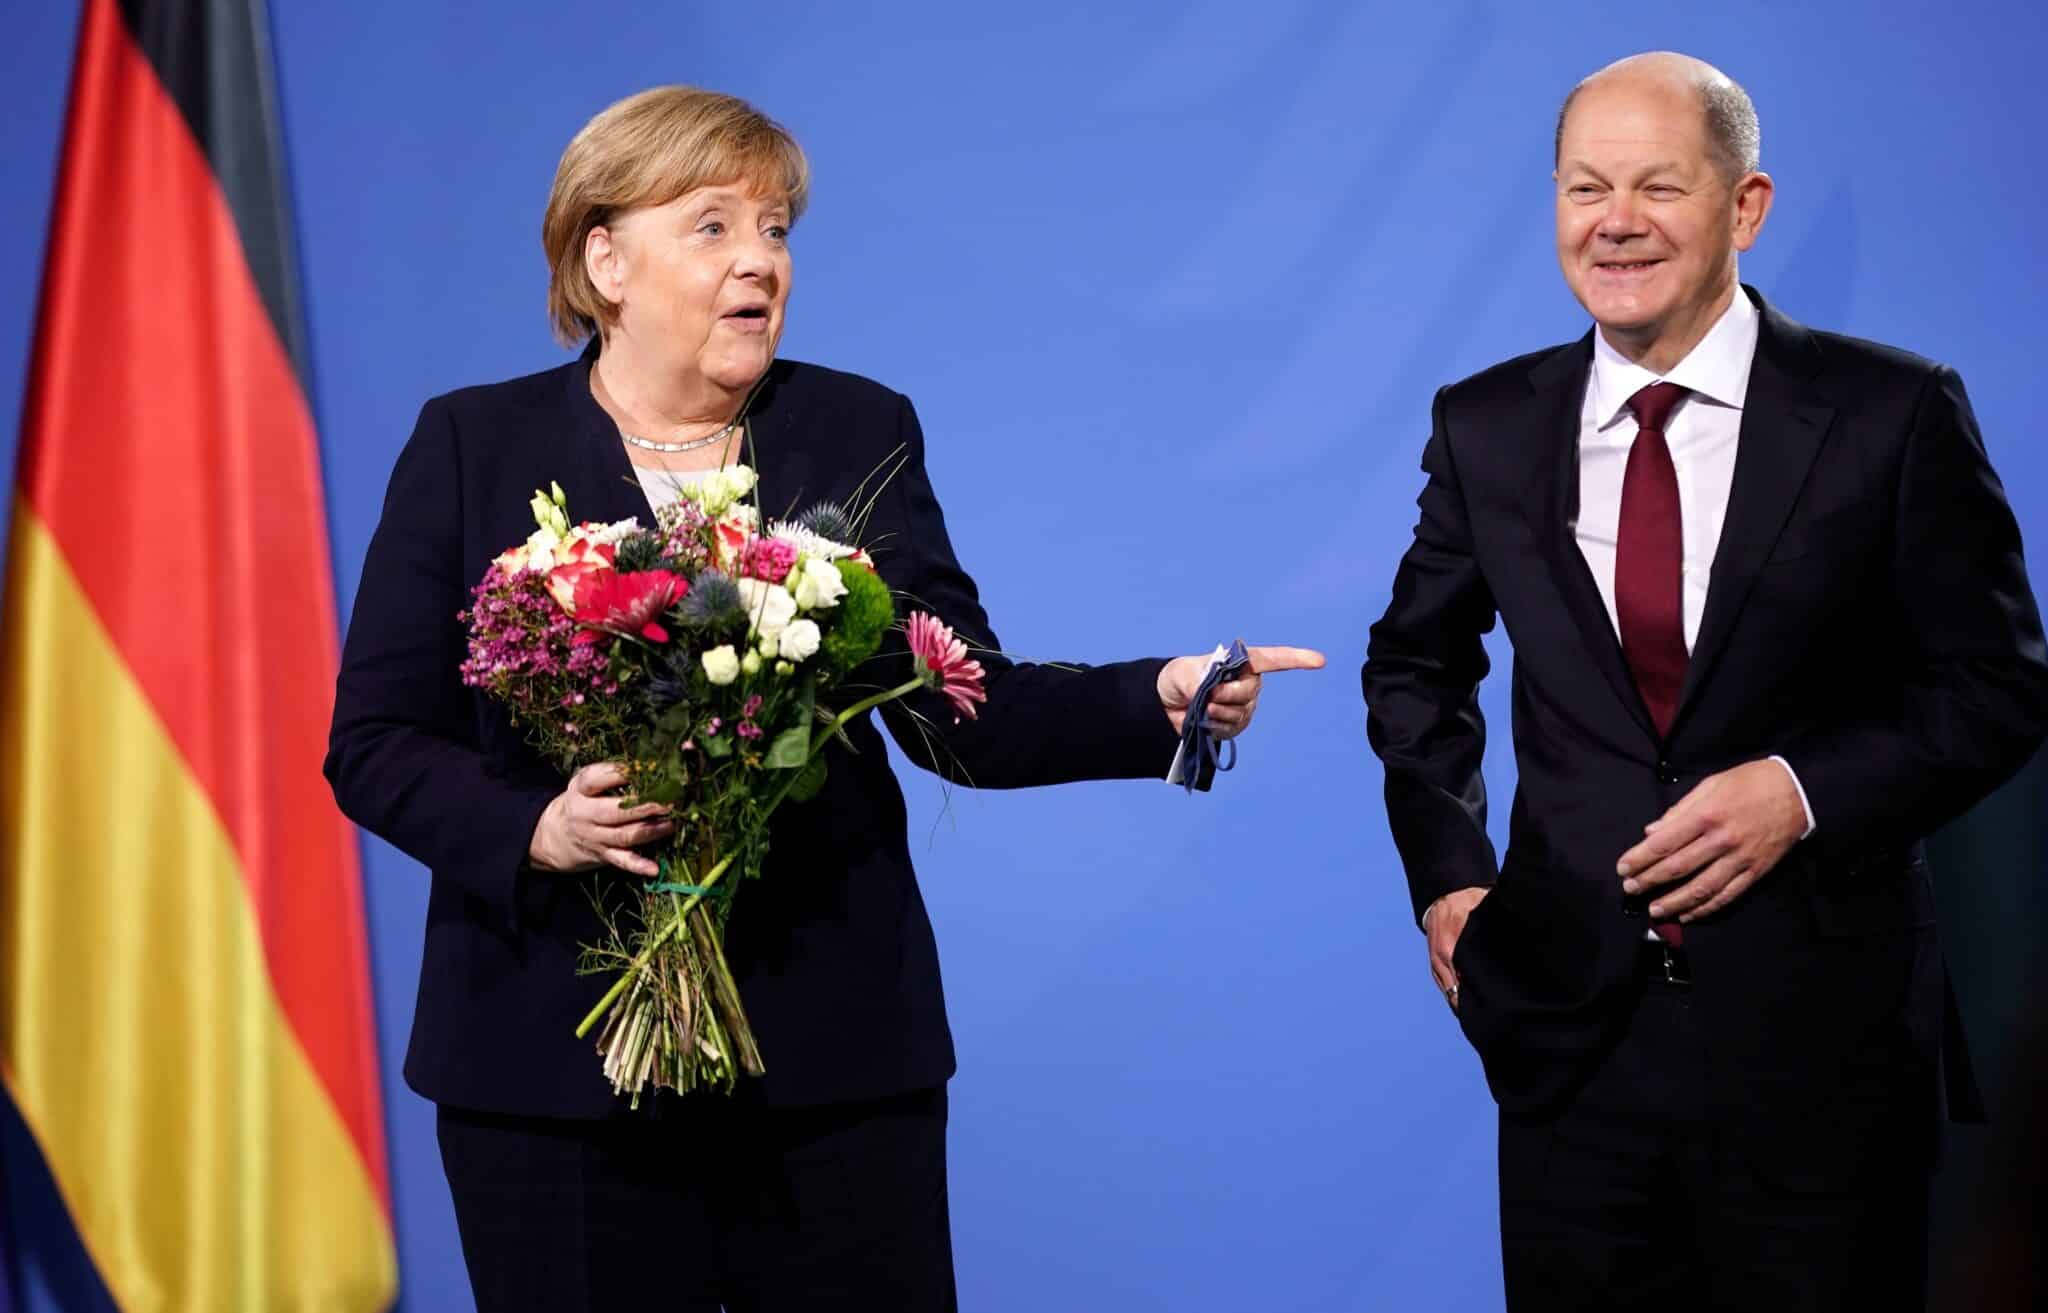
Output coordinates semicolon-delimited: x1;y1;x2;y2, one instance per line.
0;1;396;1308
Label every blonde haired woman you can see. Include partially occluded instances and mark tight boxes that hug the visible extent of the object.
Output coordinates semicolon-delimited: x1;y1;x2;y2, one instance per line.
327;86;1320;1311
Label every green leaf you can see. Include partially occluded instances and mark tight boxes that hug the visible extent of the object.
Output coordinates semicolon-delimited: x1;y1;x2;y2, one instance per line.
786;754;829;804
702;734;733;759
763;723;810;770
637;773;682;805
787;672;817;730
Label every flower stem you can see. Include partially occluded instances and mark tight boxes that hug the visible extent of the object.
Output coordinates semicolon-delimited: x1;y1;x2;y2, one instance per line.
573;678;927;1050
815;678;927;751
689;903;763;1074
575;851;738;1038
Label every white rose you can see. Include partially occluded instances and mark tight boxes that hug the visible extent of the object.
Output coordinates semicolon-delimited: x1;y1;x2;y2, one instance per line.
735;578;797;639
701;645;741;686
793;556;848;610
578;517;641;547
523;526;560;573
778;619;822;662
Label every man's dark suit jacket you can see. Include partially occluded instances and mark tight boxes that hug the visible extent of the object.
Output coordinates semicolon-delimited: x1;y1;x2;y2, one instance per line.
326;350;1177;1118
1362;287;2048;1175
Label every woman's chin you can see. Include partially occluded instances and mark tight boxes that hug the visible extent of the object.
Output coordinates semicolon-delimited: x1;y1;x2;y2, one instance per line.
700;344;777;394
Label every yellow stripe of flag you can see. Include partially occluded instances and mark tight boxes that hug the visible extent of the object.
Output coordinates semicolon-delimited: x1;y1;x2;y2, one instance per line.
1;503;397;1311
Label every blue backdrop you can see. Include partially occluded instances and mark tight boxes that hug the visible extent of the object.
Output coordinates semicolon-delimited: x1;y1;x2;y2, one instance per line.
4;3;2045;1310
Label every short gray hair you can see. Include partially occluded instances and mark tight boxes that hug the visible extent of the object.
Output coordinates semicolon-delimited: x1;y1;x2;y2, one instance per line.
1554;66;1761;181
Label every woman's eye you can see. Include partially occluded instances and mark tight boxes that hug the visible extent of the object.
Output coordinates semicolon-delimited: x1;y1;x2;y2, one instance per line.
764;224;789;241
699;221;725;236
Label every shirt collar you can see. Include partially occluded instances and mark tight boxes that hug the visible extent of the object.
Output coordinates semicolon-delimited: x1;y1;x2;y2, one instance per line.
1589;286;1760;430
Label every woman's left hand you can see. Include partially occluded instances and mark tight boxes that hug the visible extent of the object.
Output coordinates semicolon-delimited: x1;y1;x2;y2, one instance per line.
1157;645;1327;737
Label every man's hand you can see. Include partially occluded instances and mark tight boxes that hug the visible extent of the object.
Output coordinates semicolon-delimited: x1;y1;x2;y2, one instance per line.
1157;645;1326;736
1424;886;1490;1010
1617;759;1808;922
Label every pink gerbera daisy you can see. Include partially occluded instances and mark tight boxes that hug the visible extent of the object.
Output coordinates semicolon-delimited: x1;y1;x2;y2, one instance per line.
906;612;988;723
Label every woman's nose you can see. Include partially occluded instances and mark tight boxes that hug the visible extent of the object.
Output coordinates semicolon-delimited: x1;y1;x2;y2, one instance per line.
732;230;780;277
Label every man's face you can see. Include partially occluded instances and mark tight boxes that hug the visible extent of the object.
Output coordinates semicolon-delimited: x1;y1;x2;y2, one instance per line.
1555;76;1759;351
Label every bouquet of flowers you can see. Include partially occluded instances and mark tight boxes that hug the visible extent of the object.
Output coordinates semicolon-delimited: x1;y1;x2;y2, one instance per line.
459;467;985;1102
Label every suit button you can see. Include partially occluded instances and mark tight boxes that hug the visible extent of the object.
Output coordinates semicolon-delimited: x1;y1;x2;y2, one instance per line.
1655;760;1679;785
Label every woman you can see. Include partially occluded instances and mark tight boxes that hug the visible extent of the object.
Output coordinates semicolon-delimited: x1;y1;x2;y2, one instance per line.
325;85;1320;1312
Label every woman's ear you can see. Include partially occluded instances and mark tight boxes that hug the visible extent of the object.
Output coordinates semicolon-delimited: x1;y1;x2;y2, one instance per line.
585;222;626;309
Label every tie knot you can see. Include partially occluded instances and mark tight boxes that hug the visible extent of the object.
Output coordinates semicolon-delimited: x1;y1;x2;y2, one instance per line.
1627;381;1688;433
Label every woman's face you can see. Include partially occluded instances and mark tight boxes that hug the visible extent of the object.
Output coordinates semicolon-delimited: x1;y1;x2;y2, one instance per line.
592;182;792;397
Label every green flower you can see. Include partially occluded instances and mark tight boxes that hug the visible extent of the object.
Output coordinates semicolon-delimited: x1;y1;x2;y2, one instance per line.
819;562;894;673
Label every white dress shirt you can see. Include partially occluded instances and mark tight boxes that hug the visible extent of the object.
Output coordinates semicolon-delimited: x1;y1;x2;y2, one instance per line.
631;464;708;512
1574;290;1816;840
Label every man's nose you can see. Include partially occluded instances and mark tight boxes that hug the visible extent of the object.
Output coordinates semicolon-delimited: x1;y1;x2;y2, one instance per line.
1596;192;1647;240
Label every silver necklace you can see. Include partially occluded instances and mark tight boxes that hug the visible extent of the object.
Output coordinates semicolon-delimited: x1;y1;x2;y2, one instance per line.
618;418;740;453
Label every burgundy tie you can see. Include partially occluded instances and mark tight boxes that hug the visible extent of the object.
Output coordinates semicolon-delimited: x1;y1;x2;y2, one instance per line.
1616;381;1690;735
1615;382;1690;947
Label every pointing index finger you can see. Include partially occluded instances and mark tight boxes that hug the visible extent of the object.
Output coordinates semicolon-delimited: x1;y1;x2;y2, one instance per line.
1246;645;1327;675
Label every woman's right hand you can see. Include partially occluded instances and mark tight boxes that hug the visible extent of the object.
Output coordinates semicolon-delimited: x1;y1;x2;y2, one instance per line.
527;762;676;877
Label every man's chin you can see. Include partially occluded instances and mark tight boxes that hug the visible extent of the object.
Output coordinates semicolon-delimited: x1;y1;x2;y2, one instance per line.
1584;296;1665;339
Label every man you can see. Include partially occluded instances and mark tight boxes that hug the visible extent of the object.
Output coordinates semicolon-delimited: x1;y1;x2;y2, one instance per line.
1360;51;2048;1310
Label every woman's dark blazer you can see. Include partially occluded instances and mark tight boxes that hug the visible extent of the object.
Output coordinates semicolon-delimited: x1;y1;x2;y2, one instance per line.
325;349;1177;1118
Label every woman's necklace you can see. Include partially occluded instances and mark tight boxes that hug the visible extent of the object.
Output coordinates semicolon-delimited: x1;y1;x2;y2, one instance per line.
619;420;737;453
594;359;741;454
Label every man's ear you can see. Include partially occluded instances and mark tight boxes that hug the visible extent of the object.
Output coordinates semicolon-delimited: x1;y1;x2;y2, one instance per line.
1732;171;1774;253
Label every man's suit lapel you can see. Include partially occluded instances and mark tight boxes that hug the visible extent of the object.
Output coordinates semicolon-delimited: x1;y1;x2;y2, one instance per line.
1526;334;1660;740
1671;292;1834;729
